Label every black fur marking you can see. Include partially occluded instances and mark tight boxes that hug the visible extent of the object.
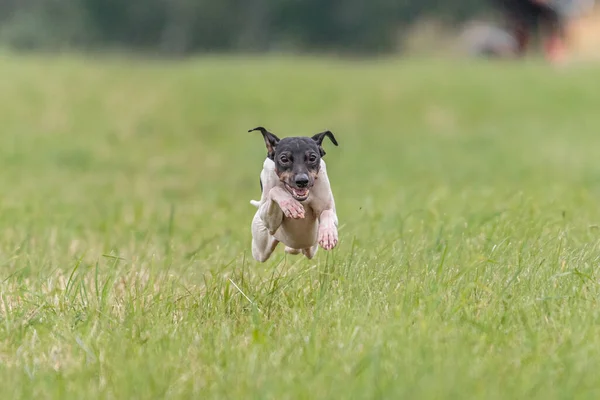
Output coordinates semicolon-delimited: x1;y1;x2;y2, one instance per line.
311;130;338;157
249;127;280;160
272;137;323;192
250;127;339;199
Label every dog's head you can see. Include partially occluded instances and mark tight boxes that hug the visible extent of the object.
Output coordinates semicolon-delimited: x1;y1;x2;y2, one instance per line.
249;127;338;201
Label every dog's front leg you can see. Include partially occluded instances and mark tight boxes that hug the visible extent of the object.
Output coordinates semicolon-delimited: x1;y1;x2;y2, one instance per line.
260;186;305;234
318;209;338;250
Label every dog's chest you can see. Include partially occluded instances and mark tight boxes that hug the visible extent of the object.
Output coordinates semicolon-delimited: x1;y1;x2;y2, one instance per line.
276;210;318;248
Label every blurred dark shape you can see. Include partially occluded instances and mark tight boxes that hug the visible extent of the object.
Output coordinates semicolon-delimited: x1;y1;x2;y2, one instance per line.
462;23;518;57
489;0;596;63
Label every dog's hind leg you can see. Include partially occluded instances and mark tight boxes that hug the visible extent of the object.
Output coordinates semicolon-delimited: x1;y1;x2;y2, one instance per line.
302;244;319;260
251;211;279;262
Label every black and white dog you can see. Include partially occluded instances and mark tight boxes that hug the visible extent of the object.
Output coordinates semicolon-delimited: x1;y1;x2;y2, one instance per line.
249;127;339;262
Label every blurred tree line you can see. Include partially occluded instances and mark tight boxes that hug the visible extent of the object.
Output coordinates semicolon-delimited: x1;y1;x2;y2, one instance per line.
0;0;490;54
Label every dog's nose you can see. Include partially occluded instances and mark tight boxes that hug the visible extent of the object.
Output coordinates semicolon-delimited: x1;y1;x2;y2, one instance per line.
295;174;309;188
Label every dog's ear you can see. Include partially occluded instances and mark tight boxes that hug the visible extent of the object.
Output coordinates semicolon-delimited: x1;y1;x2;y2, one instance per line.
249;127;280;160
311;130;338;157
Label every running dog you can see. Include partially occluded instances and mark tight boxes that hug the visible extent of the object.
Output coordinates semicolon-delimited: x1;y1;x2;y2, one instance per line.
249;127;339;262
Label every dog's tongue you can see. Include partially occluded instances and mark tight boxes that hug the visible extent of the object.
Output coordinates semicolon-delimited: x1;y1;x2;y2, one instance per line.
293;188;308;198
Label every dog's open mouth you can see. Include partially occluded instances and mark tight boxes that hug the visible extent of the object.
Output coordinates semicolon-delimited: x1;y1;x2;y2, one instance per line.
285;184;310;201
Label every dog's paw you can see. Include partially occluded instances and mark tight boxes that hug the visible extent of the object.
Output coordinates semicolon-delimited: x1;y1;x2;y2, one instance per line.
277;198;305;219
318;225;338;250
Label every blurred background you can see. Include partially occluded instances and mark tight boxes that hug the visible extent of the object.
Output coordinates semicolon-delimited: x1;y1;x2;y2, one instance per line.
0;0;597;60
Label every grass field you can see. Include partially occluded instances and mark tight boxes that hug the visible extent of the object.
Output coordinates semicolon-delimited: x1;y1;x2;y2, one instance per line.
1;53;600;399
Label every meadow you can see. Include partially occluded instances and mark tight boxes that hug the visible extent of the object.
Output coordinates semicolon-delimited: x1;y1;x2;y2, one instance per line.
0;53;600;399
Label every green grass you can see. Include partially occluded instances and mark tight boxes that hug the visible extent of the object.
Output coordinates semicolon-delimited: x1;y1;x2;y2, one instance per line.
1;53;600;399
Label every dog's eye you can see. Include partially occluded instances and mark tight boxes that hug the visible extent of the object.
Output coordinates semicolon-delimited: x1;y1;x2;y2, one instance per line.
308;154;317;163
279;155;291;164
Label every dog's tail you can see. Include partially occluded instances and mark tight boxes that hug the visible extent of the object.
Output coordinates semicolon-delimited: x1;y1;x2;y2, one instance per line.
250;200;260;208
